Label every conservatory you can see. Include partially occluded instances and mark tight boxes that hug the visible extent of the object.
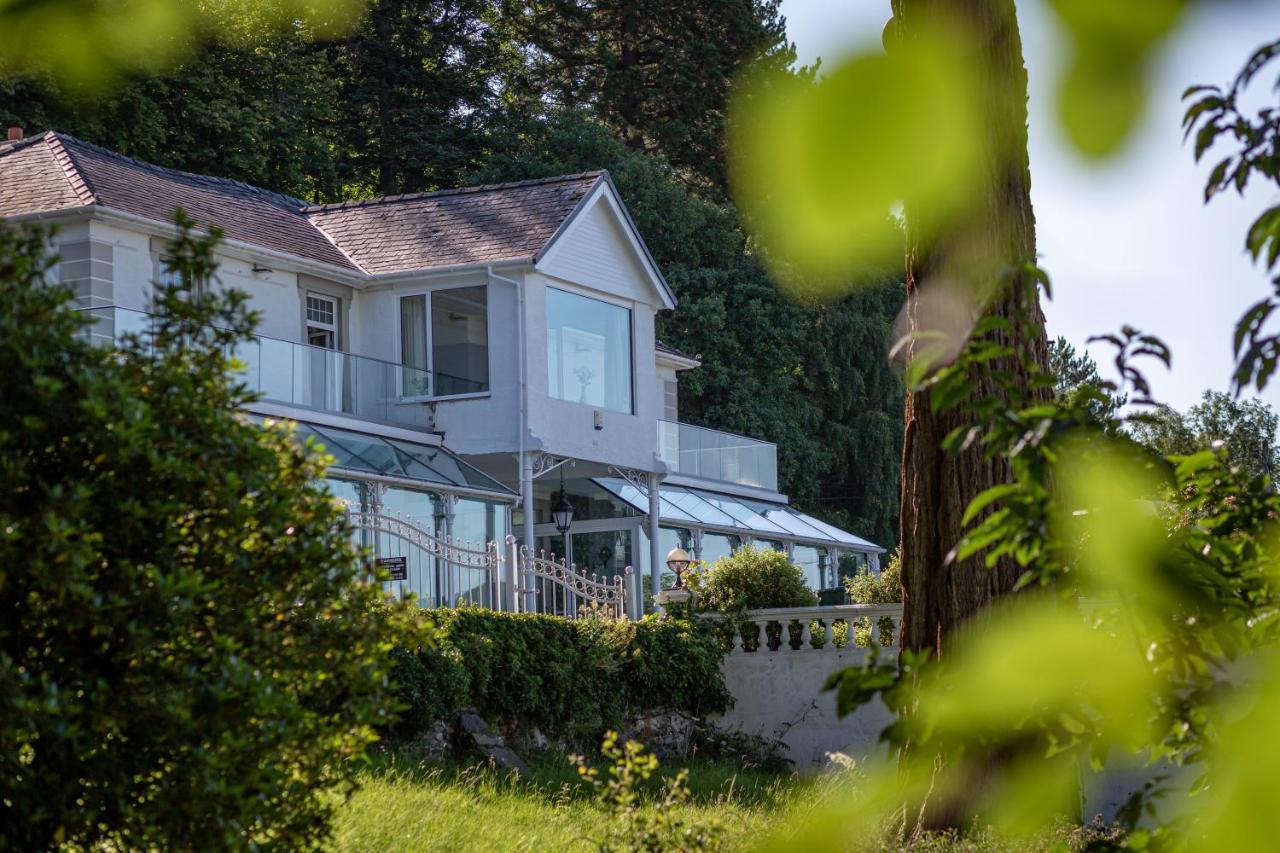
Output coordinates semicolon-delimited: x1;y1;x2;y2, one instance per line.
522;475;881;595
261;417;518;608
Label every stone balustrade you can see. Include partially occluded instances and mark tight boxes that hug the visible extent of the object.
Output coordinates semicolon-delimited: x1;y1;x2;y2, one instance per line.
707;603;903;654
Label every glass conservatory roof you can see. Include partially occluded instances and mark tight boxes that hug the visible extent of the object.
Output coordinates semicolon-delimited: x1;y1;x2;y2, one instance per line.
256;416;514;498
594;479;882;552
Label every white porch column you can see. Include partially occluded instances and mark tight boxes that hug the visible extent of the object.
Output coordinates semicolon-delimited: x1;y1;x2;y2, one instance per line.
647;472;662;608
869;551;881;575
521;452;537;611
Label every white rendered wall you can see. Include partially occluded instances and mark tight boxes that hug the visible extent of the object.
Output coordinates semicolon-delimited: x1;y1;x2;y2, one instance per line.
715;647;895;770
524;269;661;473
355;270;522;456
84;217;304;340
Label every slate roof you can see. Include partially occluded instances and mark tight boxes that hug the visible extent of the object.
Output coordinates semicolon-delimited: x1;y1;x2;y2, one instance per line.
0;131;607;278
0;133;89;217
305;173;603;275
0;132;357;271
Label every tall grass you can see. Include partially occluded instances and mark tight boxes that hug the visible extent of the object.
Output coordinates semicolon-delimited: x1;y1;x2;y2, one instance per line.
331;751;816;852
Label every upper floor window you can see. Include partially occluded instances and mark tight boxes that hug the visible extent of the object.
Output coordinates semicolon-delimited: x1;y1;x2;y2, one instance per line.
305;293;339;350
399;285;489;398
546;287;632;414
158;255;208;297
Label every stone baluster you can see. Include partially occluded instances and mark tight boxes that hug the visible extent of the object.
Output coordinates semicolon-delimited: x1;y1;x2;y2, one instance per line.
822;619;834;650
798;619;811;650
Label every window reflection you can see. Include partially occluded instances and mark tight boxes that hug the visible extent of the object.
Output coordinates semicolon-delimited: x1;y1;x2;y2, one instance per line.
546;287;632;413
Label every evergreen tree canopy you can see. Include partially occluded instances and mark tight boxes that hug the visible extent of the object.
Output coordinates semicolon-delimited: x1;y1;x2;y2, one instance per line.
505;0;794;190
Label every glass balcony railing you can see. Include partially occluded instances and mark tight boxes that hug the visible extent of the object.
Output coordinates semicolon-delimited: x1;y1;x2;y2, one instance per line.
82;306;432;430
657;419;778;491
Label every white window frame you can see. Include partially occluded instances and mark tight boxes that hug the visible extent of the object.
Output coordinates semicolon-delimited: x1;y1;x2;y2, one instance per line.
304;292;340;351
395;283;492;402
155;253;209;298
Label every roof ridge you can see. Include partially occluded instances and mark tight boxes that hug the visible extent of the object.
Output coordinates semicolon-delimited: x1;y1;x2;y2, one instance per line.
304;170;605;213
50;131;311;211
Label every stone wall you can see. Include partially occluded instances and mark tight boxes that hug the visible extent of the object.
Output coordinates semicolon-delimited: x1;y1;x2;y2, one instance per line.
709;605;902;770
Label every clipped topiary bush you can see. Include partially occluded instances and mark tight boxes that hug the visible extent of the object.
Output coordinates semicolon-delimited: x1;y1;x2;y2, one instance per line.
690;545;818;612
0;217;417;851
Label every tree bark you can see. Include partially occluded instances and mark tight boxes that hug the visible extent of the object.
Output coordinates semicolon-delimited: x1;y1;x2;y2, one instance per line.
891;1;1047;667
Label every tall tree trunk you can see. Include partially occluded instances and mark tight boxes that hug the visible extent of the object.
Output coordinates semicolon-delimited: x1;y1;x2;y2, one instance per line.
892;1;1046;670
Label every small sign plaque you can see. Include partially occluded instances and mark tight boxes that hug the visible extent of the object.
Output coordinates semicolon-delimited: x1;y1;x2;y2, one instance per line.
378;556;408;581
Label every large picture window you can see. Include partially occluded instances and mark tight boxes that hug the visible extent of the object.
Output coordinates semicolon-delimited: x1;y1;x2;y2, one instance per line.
399;286;489;398
546;287;633;414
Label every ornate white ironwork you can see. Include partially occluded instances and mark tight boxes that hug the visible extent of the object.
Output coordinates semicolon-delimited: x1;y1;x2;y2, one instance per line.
519;544;630;619
344;507;503;608
607;465;650;495
531;453;574;479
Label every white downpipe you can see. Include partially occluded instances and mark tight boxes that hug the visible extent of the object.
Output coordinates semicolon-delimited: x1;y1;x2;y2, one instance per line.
648;471;662;612
487;265;533;611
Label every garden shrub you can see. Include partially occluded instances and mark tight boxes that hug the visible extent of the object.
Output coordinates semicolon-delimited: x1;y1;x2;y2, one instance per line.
387;642;470;738
389;610;731;741
0;217;417;851
844;549;903;604
690;545;817;612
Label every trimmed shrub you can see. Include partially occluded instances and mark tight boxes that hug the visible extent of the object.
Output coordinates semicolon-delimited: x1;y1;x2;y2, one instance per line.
0;218;416;851
387;642;470;738
388;610;730;741
844;549;903;604
691;546;818;612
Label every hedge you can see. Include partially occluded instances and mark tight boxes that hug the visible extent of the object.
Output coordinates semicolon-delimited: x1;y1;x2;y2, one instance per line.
388;610;730;741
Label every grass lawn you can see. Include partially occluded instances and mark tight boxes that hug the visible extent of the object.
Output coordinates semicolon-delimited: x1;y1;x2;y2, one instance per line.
331;749;1120;852
332;749;811;852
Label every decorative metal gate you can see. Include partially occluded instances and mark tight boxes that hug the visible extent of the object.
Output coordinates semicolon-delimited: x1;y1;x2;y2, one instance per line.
345;509;511;610
517;543;631;619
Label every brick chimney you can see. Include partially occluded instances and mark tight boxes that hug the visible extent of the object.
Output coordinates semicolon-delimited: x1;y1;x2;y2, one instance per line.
6;127;22;142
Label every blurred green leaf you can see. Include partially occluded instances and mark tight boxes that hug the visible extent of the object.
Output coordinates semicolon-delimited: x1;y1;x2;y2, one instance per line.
730;21;984;290
1047;0;1188;157
0;0;367;90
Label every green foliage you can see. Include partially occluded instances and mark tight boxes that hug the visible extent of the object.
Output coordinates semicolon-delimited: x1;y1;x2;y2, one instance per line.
843;551;902;605
1047;0;1189;157
1184;39;1280;392
1130;389;1280;480
816;258;1280;842
571;732;725;852
1048;335;1125;423
690;546;817;613
508;0;794;192
0;0;366;91
0;215;416;850
387;642;470;739
333;750;794;852
731;19;985;277
389;609;730;741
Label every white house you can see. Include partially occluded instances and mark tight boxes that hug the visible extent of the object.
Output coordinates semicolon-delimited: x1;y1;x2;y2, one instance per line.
0;128;883;613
